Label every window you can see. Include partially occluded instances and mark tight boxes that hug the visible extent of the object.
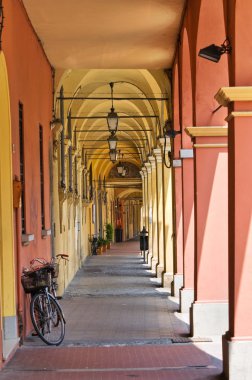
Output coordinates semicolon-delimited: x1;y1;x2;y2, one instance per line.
74;156;78;194
39;125;45;230
19;102;26;234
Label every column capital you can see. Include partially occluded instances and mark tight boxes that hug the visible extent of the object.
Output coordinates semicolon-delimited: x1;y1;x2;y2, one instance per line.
141;167;147;177
51;119;63;137
148;155;156;169
215;86;252;106
64;138;72;156
153;148;163;163
144;162;152;174
185;126;228;149
158;137;171;152
185;126;228;138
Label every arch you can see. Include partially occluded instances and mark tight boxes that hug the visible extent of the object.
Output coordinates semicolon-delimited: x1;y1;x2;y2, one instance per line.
118;189;142;199
180;26;193;147
0;52;18;354
54;68;169;188
226;0;252;85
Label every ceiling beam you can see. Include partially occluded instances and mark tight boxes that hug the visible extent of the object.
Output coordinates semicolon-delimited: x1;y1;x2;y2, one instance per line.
79;138;147;142
82;146;145;149
74;129;152;132
57;96;168;101
70;115;157;120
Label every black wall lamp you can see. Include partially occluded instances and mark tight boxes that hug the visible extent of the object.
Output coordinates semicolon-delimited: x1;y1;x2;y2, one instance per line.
163;120;181;169
163;120;181;139
198;39;232;63
107;82;118;134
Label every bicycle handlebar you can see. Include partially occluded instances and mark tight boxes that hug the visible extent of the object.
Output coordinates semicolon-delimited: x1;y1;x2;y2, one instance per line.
56;254;69;261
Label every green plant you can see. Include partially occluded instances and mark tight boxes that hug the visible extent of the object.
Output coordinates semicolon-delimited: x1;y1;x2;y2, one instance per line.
106;223;113;242
97;236;103;247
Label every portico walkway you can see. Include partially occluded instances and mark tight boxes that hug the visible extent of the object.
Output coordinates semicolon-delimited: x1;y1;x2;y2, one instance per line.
0;240;223;379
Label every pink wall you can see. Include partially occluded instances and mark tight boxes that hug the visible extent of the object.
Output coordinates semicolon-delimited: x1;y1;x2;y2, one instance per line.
193;0;229;302
3;0;53;335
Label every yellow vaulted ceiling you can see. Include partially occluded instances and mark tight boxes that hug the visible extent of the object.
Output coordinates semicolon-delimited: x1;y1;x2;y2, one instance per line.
22;0;184;194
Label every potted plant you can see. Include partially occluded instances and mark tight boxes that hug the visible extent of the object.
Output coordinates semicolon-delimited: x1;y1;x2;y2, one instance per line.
102;238;107;252
106;223;113;248
97;236;103;255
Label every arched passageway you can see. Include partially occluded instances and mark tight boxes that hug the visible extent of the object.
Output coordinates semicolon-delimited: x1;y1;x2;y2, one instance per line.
1;0;252;378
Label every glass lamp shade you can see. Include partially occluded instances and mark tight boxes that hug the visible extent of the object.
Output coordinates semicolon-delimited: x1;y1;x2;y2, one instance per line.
121;168;127;177
109;149;118;163
117;162;124;174
107;108;118;133
107;134;118;150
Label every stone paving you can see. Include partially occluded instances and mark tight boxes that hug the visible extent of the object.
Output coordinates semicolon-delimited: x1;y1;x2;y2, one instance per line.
0;239;224;379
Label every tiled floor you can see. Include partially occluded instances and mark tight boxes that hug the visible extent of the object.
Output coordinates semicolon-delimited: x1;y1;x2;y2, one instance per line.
1;239;224;379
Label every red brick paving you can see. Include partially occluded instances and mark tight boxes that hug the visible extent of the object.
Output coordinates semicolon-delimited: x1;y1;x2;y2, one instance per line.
5;345;212;369
1;345;223;379
103;240;141;256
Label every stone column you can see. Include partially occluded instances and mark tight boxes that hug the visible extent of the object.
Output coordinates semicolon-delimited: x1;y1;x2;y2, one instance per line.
179;147;195;313
139;171;144;228
154;148;165;278
129;201;134;238
215;86;252;379
144;163;153;265
186;126;228;336
159;138;174;288
149;156;159;272
171;130;184;297
142;167;148;230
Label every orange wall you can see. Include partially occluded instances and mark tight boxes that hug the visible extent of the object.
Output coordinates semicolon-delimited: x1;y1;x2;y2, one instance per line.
2;0;53;334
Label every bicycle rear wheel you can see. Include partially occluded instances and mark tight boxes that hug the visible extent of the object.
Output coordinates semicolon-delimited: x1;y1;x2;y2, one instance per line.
30;292;65;346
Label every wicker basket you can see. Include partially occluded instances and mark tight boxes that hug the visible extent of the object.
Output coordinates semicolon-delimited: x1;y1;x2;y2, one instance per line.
50;263;59;278
21;267;51;294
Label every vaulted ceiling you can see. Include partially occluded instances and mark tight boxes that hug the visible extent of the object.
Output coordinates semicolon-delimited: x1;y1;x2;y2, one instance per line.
23;0;185;197
23;0;185;69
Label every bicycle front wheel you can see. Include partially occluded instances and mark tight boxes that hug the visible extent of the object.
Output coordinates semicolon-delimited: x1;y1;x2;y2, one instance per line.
30;292;65;346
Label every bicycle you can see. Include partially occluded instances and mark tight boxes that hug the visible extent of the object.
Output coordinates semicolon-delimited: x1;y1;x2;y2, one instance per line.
21;254;69;346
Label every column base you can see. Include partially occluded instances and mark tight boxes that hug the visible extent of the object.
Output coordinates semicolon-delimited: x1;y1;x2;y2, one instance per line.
156;264;164;279
179;288;194;313
190;301;228;336
3;315;19;361
223;334;252;380
171;273;183;297
142;250;149;264
163;272;173;289
3;338;19;361
151;258;158;273
147;251;153;266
